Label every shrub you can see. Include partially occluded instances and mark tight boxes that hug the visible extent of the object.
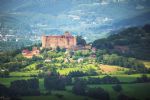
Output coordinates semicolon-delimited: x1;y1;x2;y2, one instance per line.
87;87;110;100
72;78;87;95
112;84;122;93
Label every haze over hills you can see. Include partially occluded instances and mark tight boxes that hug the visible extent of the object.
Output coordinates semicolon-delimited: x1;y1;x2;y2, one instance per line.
0;0;150;42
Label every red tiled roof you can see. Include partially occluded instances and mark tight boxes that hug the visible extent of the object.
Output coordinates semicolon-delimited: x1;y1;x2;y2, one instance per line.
22;49;30;54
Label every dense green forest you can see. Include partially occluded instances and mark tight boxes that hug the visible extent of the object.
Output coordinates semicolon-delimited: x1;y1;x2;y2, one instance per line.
92;24;150;60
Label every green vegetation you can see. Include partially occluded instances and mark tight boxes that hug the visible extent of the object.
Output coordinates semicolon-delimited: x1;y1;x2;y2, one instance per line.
1;25;150;100
96;53;146;73
142;61;150;68
65;83;150;100
0;77;31;87
22;91;95;100
92;24;150;60
76;36;86;46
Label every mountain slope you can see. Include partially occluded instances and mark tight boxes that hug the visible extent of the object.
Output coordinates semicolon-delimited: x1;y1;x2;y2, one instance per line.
0;0;150;42
92;25;150;60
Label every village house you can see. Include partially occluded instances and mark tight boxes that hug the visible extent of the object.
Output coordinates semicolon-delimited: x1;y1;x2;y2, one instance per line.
84;44;92;50
22;47;40;58
44;58;52;63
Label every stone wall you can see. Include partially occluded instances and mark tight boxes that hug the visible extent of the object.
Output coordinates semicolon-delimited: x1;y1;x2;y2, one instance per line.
42;33;76;49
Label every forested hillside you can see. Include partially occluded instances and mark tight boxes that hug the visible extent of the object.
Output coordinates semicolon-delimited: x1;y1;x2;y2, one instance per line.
92;24;150;60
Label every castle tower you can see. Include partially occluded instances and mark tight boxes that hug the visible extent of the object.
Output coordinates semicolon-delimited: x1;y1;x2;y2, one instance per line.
42;35;46;48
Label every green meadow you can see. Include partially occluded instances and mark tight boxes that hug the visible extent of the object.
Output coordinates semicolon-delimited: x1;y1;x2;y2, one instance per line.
1;73;150;100
22;91;95;100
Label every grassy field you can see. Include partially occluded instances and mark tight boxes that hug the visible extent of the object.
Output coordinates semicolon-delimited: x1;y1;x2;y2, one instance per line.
0;75;150;100
1;72;150;100
142;61;150;68
81;74;150;82
89;83;150;100
1;74;150;87
99;64;129;74
66;83;150;100
0;77;32;87
10;71;39;77
22;91;95;100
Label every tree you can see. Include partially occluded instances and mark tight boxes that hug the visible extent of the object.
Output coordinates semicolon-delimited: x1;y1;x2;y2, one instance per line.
44;75;66;92
136;74;150;83
87;87;110;100
68;71;87;77
27;78;39;90
72;78;87;95
0;83;10;96
56;46;61;52
77;36;86;46
112;84;122;93
101;75;120;84
36;64;44;69
32;55;42;61
117;93;138;100
143;24;150;33
10;78;40;96
10;80;29;95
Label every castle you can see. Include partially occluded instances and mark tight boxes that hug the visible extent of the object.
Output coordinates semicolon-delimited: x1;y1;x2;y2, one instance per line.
42;31;76;49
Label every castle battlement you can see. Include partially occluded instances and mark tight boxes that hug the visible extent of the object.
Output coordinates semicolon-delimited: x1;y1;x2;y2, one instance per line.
42;32;76;49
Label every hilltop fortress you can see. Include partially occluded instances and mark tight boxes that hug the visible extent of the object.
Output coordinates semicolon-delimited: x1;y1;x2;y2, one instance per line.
42;31;76;49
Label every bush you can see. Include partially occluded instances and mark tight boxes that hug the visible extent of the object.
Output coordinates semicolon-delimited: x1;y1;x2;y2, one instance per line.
112;84;122;93
72;78;87;95
0;70;9;77
9;78;40;96
0;83;10;96
55;93;64;99
135;74;150;83
87;76;120;84
117;93;138;100
44;75;66;91
87;87;110;100
68;71;87;77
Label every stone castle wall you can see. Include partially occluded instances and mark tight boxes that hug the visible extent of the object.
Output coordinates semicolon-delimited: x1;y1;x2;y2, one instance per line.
42;33;76;49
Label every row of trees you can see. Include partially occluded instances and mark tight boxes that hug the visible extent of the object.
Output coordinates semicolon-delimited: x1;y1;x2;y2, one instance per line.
72;78;139;100
72;78;110;100
10;78;39;96
135;74;150;83
96;53;147;73
44;73;72;92
1;74;147;99
87;76;120;84
0;70;9;77
0;78;39;97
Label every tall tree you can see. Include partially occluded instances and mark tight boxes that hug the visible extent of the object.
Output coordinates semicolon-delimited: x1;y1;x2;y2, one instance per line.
76;36;86;46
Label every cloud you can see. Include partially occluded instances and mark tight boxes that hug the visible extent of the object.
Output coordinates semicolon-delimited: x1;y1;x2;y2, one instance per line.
136;5;145;10
95;17;112;24
100;1;109;5
68;15;80;20
103;17;112;22
76;2;101;9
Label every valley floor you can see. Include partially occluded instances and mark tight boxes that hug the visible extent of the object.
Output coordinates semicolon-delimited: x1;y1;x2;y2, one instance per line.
0;74;150;100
